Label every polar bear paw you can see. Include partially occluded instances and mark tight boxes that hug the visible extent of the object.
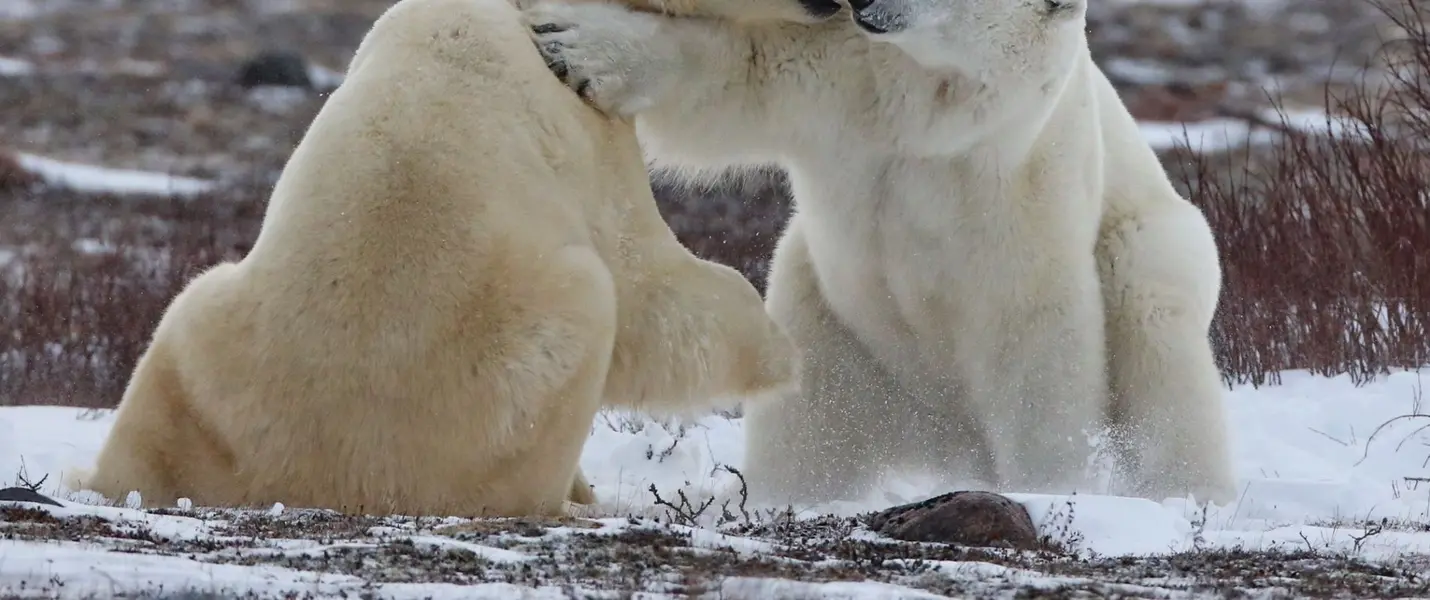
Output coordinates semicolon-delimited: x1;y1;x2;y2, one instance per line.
525;3;681;116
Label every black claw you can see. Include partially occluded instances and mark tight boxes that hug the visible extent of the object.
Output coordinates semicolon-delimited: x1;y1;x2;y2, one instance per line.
531;22;568;34
538;42;569;80
547;58;569;81
575;78;592;99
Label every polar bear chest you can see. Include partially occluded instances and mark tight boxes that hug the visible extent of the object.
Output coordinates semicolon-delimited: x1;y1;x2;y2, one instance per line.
797;179;1027;369
790;148;1101;374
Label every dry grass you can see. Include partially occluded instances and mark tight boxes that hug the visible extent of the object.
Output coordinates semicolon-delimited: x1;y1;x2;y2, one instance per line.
2;0;1429;406
0;186;264;407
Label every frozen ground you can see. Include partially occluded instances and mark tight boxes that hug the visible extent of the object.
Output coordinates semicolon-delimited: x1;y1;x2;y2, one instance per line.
2;369;1430;598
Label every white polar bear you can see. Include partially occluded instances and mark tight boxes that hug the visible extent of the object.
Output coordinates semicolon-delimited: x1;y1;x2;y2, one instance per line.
71;0;798;518
524;0;1238;505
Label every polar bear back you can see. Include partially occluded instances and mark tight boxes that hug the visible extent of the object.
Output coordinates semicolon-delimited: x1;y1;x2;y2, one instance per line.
247;0;651;277
174;0;659;425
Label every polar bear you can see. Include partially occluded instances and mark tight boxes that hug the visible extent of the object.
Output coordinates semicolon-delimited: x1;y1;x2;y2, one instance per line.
72;0;797;518
523;0;1238;505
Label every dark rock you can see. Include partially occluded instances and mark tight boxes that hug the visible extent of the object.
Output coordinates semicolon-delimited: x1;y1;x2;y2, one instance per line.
236;50;313;89
0;487;64;507
0;150;39;191
865;490;1039;550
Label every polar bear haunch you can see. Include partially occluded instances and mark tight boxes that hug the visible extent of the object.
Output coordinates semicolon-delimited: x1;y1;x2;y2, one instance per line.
74;0;797;518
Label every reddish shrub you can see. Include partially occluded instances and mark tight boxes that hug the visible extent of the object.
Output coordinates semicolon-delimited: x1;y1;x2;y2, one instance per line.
0;187;264;407
1181;0;1430;386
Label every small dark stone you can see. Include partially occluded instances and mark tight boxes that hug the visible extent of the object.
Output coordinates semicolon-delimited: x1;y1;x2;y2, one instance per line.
865;490;1039;550
0;151;38;191
236;50;313;89
0;486;64;507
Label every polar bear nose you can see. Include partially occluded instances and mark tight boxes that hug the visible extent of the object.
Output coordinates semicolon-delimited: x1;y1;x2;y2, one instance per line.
846;0;874;11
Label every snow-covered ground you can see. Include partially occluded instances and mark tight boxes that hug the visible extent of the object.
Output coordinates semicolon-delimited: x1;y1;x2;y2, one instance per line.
3;368;1429;597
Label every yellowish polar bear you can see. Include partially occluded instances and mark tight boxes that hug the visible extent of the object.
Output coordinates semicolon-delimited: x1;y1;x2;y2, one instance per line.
525;0;1237;505
72;0;798;518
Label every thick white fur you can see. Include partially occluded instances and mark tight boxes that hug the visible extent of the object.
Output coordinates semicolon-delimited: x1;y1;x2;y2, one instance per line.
524;0;1237;505
71;0;797;518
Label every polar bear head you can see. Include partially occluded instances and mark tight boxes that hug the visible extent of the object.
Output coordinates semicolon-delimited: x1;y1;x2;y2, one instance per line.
844;0;1086;78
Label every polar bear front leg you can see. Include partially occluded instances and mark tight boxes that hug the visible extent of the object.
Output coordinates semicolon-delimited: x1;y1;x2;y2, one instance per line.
961;265;1109;495
742;221;905;508
1099;202;1237;505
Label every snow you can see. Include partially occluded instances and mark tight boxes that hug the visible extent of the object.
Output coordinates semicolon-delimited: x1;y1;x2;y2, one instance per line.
1140;118;1274;152
0;538;604;599
1009;493;1192;556
0;56;32;76
14;153;216;197
307;63;346;91
3;369;1429;596
0;0;42;21
0;539;361;598
1138;107;1364;153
